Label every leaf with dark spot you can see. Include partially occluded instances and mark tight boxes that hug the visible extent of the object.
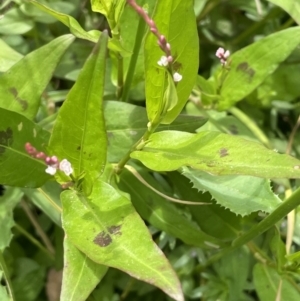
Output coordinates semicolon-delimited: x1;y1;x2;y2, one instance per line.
219;148;229;158
93;231;112;247
108;225;122;235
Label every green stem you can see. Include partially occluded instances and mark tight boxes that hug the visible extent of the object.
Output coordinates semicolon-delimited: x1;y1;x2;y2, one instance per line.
114;121;160;175
121;16;146;103
229;106;271;148
117;53;124;99
14;224;55;261
196;186;300;271
0;251;15;301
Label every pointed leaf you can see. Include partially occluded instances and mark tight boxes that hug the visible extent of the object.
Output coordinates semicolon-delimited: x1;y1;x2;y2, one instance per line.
49;33;108;182
219;27;300;110
0;108;51;187
118;168;224;249
0;34;74;119
29;1;126;54
182;167;281;216
144;0;199;124
61;180;184;301
61;237;108;301
131;131;300;178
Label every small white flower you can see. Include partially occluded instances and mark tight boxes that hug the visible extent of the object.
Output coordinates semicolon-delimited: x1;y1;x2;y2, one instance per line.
45;165;57;176
173;72;182;82
216;47;230;65
157;56;168;66
224;50;230;58
59;159;73;176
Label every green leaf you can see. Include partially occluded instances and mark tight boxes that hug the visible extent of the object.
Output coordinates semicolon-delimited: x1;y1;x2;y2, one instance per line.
61;180;184;301
213;247;250;300
144;0;199;124
0;39;23;72
253;263;300;301
29;1;99;42
12;258;45;301
131;131;300;178
0;8;34;35
29;1;126;54
182;167;281;216
0;108;51;187
0;187;23;251
219;27;300;110
267;0;300;25
91;0;126;35
195;75;218;106
61;237;108;301
118;168;224;249
168;172;241;241
0;285;10;301
49;32;108;183
0;34;74;119
104;101;207;162
23;182;62;226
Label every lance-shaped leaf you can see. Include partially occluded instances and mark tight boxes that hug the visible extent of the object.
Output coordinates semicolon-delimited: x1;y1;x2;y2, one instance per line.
0;34;74;119
267;0;300;25
49;32;108;183
0;108;51;187
61;180;184;301
131;131;300;178
29;1;126;53
144;0;199;124
61;237;108;301
118;168;224;249
182;167;281;216
219;26;300;110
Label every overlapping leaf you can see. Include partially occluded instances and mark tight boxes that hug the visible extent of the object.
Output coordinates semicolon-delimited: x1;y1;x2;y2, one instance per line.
182;167;281;216
118;168;224;248
49;33;108;183
61;180;184;301
131;131;300;178
0;108;51;187
0;34;74;119
219;26;300;110
60;238;108;301
104;101;207;162
144;0;199;124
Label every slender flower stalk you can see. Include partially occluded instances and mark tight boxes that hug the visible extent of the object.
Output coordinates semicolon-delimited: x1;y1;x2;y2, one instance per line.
127;0;182;82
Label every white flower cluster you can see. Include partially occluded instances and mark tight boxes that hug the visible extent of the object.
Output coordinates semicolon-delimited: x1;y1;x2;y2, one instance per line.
215;47;230;65
157;55;183;82
46;159;73;176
